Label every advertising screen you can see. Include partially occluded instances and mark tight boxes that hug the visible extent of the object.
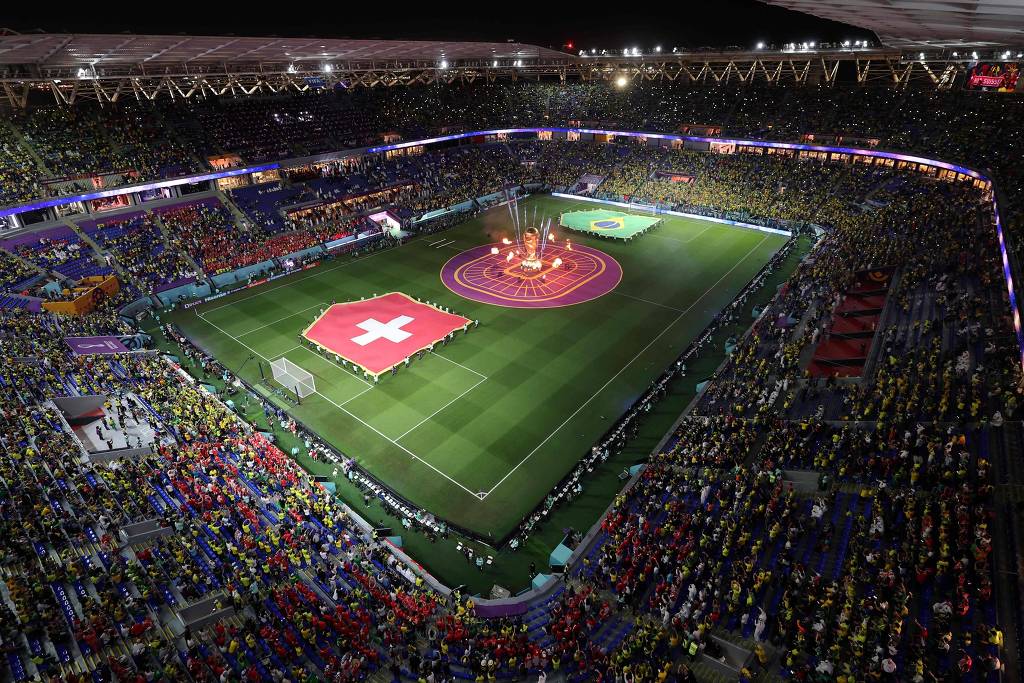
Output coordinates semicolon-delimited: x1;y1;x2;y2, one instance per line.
966;62;1020;92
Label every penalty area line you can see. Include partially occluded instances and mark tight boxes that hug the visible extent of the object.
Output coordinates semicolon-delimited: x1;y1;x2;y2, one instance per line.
645;224;713;245
430;351;488;380
235;303;327;337
313;387;484;500
394;375;488;441
482;234;773;499
296;345;374;390
195;312;484;501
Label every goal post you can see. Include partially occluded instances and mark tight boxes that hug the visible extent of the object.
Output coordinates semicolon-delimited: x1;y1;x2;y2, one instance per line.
270;357;316;399
626;199;659;216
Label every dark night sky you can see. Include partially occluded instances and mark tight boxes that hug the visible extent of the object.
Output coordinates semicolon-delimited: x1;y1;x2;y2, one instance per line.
1;3;875;52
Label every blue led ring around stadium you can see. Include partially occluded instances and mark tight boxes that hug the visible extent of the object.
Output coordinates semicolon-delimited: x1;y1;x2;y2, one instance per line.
0;163;281;218
2;128;1018;369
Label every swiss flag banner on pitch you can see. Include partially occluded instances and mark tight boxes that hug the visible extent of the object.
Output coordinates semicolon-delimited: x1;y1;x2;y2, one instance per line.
302;292;471;376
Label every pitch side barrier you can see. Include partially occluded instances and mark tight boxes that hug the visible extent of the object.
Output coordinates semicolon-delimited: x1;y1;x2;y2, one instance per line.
6;128;1021;599
165;231;795;606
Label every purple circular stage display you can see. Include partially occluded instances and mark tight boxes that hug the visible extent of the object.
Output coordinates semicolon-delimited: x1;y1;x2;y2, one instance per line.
440;242;622;308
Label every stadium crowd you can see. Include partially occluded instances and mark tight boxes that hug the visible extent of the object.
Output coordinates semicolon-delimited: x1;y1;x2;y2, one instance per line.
2;84;1023;223
0;80;1021;683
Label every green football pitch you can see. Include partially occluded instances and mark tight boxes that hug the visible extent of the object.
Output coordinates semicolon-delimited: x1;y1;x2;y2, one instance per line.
168;196;787;540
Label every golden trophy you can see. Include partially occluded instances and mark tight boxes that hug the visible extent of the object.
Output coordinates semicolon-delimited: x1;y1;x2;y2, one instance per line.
522;227;542;270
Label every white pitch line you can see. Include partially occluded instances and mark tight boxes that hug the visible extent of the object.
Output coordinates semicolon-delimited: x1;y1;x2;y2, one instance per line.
434;239;456;249
296;345;373;389
313;387;483;499
483;234;773;498
394;375;488;441
430;352;488;380
646;224;713;245
611;291;685;313
198;312;274;364
197;311;481;500
339;385;374;406
682;225;714;243
236;303;325;337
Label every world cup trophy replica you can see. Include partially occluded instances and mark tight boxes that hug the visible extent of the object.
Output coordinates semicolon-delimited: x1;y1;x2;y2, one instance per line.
522;227;543;271
500;191;558;273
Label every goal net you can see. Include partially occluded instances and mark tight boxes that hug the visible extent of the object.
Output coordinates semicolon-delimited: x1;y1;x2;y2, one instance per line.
270;357;316;398
626;199;659;216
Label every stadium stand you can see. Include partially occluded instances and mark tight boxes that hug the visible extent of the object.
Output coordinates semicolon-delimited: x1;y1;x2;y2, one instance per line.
2;225;112;282
0;67;1023;683
81;213;200;295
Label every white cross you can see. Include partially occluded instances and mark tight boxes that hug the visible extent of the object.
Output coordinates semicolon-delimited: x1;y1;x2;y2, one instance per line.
351;315;414;346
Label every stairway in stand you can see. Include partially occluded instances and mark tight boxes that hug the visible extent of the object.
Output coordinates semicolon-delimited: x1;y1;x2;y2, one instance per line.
808;267;893;378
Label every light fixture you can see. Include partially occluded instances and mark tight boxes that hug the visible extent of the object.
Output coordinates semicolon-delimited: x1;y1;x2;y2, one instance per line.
322;63;333;73
756;42;765;50
615;75;628;88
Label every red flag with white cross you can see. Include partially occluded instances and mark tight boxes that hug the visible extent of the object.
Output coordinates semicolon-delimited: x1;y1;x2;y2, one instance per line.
302;292;470;376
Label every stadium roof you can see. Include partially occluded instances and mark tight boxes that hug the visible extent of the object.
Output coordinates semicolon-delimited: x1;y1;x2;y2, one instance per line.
0;33;571;68
763;0;1024;48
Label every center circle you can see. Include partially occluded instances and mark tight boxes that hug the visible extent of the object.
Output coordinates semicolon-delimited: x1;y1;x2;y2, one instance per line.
440;242;622;308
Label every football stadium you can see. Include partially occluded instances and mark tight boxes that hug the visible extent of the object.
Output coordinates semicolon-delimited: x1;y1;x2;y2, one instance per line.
1;2;1023;681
